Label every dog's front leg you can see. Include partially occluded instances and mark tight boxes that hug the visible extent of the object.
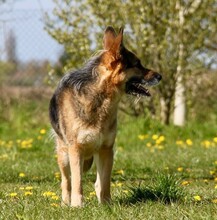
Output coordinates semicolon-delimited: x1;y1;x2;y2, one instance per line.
57;149;71;206
94;147;114;203
56;139;71;206
68;146;84;207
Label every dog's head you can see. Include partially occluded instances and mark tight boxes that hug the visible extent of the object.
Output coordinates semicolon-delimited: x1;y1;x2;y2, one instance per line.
101;26;162;96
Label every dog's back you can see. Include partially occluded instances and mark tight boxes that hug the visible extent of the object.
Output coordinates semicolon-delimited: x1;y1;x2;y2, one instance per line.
49;54;102;139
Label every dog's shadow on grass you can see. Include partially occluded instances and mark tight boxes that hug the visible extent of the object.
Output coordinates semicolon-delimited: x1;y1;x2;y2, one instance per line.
120;187;177;205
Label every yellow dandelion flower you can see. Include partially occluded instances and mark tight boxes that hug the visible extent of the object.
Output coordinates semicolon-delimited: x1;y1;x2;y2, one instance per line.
212;199;217;204
0;140;6;146
215;185;217;189
155;139;162;145
115;169;124;175
20;139;32;149
50;203;59;207
16;139;21;144
19;173;26;177
186;139;193;146
202;140;211;148
194;195;201;201
210;170;215;175
25;186;33;190
176;140;184;145
115;182;123;187
24;191;33;196
9;193;17;197
43;191;56;197
152;134;158;140
0;154;8;160
146;142;152;147
40;129;46;135
204;179;208;184
27;139;33;144
21;140;27;147
32;176;39;180
213;137;217;143
157;145;164;150
55;172;61;179
214;161;217;165
89;191;96;196
37;136;42;140
177;167;183;172
214;177;217;182
123;190;129;194
158;136;165;142
138;135;148;140
51;195;59;200
181;181;190;186
7;141;13;148
19;187;25;190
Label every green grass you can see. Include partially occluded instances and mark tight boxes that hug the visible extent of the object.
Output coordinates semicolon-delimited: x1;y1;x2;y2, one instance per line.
0;97;217;219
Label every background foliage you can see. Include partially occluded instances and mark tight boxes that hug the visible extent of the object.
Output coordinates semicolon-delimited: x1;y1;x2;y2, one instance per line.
45;0;217;124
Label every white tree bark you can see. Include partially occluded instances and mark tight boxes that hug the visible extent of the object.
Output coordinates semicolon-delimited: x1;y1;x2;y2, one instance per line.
173;1;185;126
173;74;185;126
173;0;202;126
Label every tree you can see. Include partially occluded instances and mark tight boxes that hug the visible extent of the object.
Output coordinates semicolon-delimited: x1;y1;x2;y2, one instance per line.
45;0;217;125
5;29;17;65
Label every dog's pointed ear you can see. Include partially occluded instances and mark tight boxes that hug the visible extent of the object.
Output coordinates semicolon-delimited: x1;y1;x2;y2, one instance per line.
115;26;124;47
116;26;124;43
103;26;117;50
110;26;124;58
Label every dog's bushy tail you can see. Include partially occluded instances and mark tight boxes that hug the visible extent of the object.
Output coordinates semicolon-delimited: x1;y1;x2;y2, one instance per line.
83;157;93;173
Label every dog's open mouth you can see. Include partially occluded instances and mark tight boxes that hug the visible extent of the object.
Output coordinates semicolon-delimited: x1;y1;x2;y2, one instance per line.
125;74;162;97
126;81;151;97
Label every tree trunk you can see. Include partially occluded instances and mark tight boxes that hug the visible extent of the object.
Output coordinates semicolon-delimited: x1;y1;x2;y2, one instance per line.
160;98;171;125
173;74;185;126
173;1;186;126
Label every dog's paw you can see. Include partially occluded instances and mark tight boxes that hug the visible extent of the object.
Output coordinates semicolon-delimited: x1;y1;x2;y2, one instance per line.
70;194;83;207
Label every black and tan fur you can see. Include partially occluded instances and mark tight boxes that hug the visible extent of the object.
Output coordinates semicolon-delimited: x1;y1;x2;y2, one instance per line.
49;26;162;207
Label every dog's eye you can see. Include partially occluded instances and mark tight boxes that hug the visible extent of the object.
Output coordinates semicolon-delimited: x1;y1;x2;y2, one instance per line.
133;60;140;67
125;60;140;69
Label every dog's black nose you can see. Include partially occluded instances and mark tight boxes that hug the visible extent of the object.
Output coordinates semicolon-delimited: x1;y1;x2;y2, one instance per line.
156;73;162;81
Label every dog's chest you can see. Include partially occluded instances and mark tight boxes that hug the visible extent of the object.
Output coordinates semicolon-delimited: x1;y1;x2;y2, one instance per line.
77;126;116;150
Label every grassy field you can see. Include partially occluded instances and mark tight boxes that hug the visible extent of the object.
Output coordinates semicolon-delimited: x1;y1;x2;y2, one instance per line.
0;93;217;219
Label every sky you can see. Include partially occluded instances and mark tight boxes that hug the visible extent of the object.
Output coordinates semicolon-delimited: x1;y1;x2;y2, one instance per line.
0;0;63;62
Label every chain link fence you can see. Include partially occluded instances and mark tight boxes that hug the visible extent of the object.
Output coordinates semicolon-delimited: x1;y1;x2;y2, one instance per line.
0;7;62;90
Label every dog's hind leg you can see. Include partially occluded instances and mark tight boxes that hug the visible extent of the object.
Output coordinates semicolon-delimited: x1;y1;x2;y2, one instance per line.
56;138;71;206
94;147;114;203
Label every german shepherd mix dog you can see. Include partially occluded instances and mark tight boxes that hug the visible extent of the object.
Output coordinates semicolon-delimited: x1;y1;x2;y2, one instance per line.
49;26;162;207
